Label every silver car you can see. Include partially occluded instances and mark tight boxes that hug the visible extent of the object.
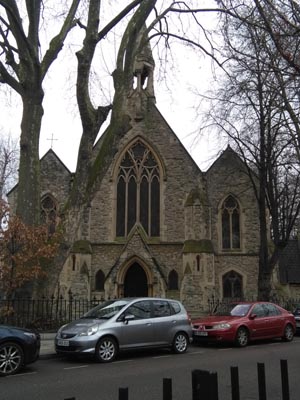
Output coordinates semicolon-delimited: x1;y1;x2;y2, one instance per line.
55;297;192;362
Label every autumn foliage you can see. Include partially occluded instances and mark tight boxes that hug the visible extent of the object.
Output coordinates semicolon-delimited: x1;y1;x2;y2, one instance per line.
0;200;60;299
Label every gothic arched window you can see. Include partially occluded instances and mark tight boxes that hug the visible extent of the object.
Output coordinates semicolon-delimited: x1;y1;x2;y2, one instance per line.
221;195;240;250
41;195;58;234
223;270;243;298
95;270;105;291
168;269;179;290
116;141;160;237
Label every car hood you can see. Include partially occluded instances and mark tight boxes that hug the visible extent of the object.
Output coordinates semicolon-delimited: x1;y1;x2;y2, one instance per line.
60;318;108;333
193;316;242;325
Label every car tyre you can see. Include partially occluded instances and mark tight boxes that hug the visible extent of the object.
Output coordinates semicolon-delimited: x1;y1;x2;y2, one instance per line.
282;324;294;342
95;337;118;363
172;332;188;354
235;327;249;347
0;342;24;377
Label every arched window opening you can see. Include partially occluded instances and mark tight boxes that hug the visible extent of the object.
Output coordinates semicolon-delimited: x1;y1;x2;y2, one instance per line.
95;270;105;291
168;269;179;290
196;255;200;272
72;254;76;271
116;141;160;237
221;195;240;250
223;270;243;298
41;195;58;234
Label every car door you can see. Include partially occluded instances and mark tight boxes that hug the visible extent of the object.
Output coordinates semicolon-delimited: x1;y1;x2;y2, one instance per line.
151;299;176;345
264;303;283;337
249;304;269;339
117;300;154;349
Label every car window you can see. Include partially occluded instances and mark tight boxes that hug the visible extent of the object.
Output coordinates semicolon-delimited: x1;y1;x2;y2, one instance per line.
153;300;171;317
169;301;181;314
252;304;267;317
125;300;152;320
230;304;251;317
83;300;129;319
265;303;281;316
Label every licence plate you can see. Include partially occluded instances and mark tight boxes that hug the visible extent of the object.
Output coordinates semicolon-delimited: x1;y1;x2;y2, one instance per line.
58;339;69;346
194;331;208;336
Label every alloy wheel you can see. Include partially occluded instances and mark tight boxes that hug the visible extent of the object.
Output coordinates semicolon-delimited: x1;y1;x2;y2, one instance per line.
0;342;24;377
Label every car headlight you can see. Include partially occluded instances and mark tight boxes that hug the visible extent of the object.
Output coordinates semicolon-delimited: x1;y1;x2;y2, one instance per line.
78;325;99;336
24;332;37;339
57;324;67;335
212;323;231;329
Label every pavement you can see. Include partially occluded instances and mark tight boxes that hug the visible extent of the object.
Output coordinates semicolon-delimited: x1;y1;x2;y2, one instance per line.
39;332;57;358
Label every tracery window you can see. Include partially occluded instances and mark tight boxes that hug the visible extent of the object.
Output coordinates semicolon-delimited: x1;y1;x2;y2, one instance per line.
221;195;240;250
223;270;243;298
116;141;160;237
41;195;58;234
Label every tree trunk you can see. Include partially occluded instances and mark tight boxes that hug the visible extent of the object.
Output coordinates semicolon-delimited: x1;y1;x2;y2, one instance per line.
17;94;44;226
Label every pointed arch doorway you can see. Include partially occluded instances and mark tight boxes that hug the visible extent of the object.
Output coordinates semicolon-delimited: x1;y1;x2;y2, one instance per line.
124;262;148;297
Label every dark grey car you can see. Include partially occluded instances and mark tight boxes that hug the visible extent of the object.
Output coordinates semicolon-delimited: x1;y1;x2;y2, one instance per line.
55;297;192;362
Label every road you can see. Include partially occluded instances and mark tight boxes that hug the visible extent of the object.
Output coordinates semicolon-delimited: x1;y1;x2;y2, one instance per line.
2;338;300;400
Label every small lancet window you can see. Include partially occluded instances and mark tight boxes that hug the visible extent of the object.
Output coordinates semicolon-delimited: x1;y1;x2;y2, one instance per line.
95;270;105;291
168;269;179;290
221;195;241;250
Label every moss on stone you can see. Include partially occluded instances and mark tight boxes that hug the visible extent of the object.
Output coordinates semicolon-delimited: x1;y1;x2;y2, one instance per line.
71;240;92;254
183;239;214;254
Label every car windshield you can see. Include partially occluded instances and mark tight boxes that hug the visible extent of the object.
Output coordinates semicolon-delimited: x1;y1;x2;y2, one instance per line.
81;300;129;319
214;303;251;317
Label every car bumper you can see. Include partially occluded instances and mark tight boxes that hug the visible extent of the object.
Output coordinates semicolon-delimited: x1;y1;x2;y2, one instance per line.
192;330;235;343
55;336;98;355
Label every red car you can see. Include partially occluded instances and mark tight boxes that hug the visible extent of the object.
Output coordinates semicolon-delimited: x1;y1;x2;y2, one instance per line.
192;302;296;347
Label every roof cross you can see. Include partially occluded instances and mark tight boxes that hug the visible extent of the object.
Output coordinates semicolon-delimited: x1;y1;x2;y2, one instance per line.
47;133;58;149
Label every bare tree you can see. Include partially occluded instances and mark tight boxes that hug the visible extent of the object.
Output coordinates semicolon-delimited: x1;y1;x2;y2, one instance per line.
200;1;300;299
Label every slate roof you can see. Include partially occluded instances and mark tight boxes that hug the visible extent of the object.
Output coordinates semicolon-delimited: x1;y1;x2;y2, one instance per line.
278;239;300;284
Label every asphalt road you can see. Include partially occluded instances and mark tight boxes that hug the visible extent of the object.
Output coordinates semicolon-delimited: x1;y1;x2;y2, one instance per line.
2;338;300;400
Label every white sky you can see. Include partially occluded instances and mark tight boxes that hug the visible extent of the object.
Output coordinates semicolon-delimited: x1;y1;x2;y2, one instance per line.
1;2;226;173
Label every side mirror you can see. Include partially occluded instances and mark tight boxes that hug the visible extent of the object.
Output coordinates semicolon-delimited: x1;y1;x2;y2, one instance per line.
123;314;135;324
249;313;257;320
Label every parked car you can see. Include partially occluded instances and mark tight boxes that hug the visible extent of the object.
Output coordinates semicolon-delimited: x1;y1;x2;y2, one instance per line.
293;305;300;332
192;301;296;347
55;297;192;362
0;325;40;377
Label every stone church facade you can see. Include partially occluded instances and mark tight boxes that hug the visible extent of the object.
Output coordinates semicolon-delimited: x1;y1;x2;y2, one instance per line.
8;46;265;315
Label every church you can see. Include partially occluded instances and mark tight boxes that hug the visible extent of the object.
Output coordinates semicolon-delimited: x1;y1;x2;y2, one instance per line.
8;41;270;316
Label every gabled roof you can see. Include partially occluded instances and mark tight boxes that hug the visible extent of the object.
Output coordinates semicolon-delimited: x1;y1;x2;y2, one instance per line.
6;148;72;197
278;239;300;284
206;145;247;174
40;149;72;174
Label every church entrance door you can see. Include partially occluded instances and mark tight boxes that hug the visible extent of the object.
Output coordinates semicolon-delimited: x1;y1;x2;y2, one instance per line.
124;262;148;297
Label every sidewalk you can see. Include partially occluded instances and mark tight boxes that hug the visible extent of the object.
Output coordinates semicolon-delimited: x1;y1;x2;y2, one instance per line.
39;332;56;358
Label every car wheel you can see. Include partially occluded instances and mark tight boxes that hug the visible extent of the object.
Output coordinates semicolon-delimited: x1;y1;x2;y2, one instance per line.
172;332;188;354
282;324;294;342
235;327;249;347
95;337;118;363
0;342;24;377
